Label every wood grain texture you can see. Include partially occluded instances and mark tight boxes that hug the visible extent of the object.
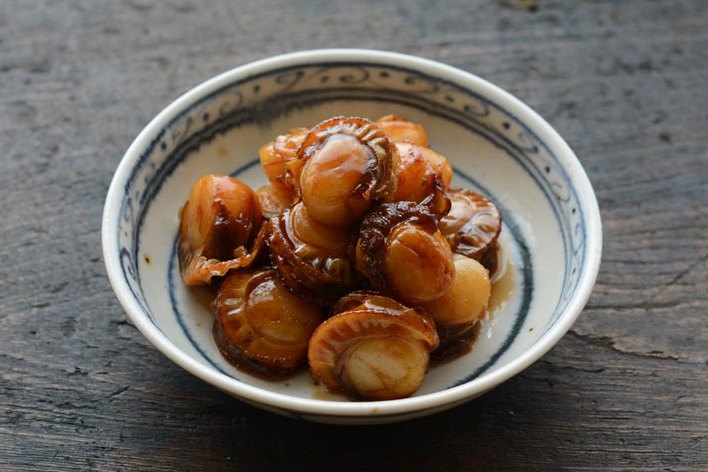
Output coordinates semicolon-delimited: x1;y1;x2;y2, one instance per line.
1;0;706;470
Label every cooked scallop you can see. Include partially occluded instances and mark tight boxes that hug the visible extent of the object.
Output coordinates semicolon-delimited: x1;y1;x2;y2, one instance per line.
255;183;295;219
376;114;429;147
258;127;309;192
298;116;398;227
391;142;453;203
356;201;455;305
213;270;324;377
178;174;266;285
439;188;502;271
268;201;357;304
309;292;439;400
423;255;491;361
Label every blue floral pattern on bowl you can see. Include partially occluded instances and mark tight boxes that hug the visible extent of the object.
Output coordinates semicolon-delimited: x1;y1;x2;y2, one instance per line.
120;62;584;329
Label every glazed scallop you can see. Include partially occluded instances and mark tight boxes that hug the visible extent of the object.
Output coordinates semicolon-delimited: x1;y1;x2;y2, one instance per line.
178;174;265;285
255;183;295;219
309;292;439;400
269;201;357;304
258;127;309;192
422;255;491;361
439;188;502;269
391;142;453;203
376;114;429;147
356;201;455;305
213;270;324;377
298;116;398;227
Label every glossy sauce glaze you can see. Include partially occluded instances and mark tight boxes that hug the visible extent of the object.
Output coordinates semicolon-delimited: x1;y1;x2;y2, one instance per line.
488;257;516;317
178;115;508;400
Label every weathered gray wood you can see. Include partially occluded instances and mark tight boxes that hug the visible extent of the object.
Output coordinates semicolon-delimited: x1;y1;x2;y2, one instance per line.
1;0;706;470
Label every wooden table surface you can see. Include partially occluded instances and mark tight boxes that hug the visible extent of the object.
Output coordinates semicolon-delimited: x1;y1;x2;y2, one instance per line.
2;1;706;470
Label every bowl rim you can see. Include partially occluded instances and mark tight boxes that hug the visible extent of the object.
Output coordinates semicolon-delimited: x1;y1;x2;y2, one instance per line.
102;48;602;418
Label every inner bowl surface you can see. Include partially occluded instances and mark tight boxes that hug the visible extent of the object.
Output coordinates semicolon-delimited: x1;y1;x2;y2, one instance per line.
103;50;601;424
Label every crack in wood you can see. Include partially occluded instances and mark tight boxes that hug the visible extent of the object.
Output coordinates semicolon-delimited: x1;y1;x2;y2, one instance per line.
649;252;708;302
567;330;694;364
106;385;131;400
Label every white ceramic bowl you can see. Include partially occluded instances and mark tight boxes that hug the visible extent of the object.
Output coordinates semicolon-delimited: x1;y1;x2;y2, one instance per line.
102;49;602;424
